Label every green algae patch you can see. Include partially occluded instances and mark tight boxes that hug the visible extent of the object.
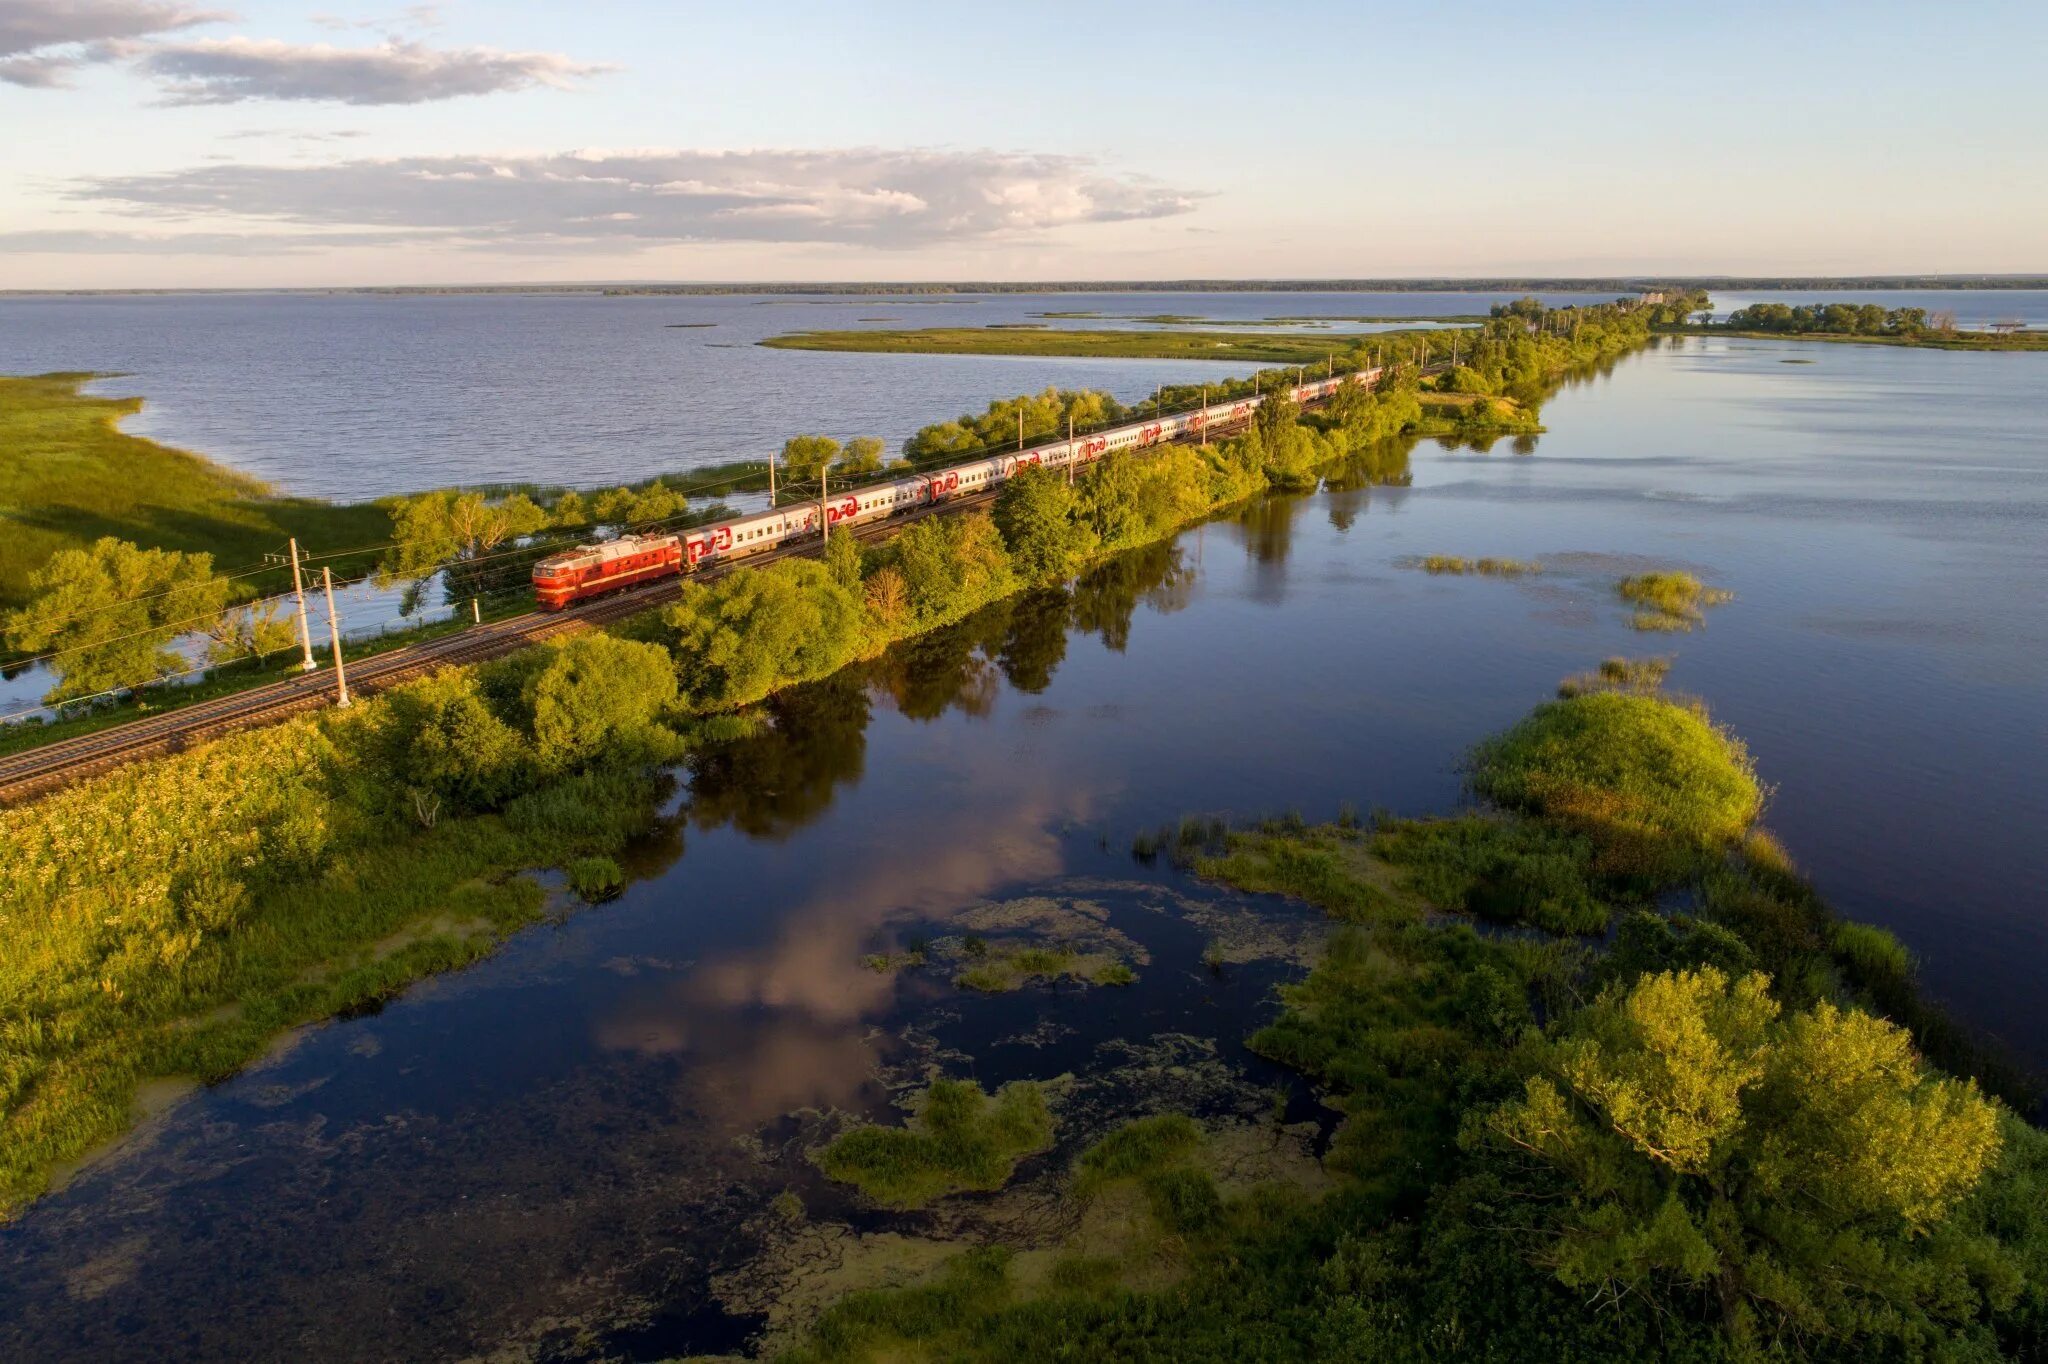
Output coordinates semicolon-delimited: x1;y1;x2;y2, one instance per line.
862;895;1146;993
814;1079;1055;1210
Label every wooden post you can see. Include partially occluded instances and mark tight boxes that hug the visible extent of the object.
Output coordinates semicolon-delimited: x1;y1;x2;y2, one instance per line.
768;450;777;507
321;566;349;708
288;537;315;672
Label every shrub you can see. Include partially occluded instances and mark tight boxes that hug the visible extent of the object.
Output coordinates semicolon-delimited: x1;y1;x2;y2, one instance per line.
1470;693;1761;880
660;557;867;707
522;633;681;769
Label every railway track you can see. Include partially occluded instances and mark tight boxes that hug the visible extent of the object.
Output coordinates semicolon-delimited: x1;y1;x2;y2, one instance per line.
0;487;1006;807
0;387;1321;807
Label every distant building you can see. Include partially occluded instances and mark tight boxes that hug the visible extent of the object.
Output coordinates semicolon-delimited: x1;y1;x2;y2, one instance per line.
1637;290;1668;306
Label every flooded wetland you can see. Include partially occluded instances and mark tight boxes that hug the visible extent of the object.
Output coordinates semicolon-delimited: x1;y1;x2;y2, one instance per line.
1;315;2045;1359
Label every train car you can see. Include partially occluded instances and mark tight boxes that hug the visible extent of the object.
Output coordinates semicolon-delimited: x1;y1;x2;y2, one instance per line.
533;532;684;611
532;366;1388;609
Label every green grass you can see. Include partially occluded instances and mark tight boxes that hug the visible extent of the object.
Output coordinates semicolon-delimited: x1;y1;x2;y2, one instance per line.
813;1079;1055;1209
1470;692;1761;881
760;327;1370;364
1072;1113;1203;1196
1415;555;1541;576
1616;570;1732;632
1557;655;1672;697
0;705;669;1218
0;373;393;613
1679;326;2048;352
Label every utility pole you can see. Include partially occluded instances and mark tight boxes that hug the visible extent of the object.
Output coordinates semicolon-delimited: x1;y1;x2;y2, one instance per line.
820;462;830;543
287;537;316;671
768;450;777;508
1200;384;1208;447
1066;413;1075;485
1017;407;1024;451
471;596;481;625
321;566;349;708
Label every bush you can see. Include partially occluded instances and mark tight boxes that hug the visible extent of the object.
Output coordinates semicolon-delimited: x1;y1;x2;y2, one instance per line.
660;557;868;707
522;633;681;769
1471;693;1761;881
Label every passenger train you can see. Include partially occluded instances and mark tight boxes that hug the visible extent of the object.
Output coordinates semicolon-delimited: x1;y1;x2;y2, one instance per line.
532;368;1379;610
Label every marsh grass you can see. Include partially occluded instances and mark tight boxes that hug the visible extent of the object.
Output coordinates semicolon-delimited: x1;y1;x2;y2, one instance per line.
950;941;1134;993
1558;655;1673;697
1417;555;1542;576
1617;571;1733;632
1195;825;1414;924
0;710;668;1217
813;1079;1054;1209
566;855;624;900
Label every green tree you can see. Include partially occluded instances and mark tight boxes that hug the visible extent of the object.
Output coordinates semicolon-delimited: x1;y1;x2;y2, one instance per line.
3;536;234;702
661;558;867;707
203;598;297;666
1482;967;2008;1349
780;434;841;488
549;488;588;528
522;634;680;768
383;490;548;581
822;522;864;590
378;667;532;811
887;513;1016;625
993;463;1092;582
839;436;886;477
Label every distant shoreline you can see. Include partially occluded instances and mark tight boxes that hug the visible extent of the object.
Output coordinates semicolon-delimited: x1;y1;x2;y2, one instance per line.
4;276;2047;298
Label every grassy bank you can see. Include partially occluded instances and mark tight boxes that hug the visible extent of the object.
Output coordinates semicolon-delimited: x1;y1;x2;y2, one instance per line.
0;373;393;613
766;688;2048;1363
760;326;1369;364
1680;326;2048;352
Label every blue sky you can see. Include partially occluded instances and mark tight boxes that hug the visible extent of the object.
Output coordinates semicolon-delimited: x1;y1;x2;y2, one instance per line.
2;0;2042;286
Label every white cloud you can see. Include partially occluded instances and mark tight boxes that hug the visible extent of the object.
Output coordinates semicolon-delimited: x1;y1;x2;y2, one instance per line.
139;36;610;104
0;227;434;254
65;148;1201;251
0;0;224;86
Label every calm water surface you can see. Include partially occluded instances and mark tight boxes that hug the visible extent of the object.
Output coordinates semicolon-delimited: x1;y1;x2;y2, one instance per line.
0;333;2044;1360
0;289;1623;499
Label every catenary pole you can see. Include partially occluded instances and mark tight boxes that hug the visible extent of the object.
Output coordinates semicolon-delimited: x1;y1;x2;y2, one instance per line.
321;566;350;708
288;537;316;671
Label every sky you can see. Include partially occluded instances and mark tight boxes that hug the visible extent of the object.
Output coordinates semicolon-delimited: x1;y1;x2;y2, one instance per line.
1;0;2043;288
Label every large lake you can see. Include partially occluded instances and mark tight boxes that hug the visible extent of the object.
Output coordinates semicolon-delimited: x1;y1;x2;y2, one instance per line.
5;288;2042;500
0;299;2044;1359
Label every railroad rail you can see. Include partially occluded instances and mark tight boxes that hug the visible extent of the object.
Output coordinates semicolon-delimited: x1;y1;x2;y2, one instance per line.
0;369;1406;807
0;486;1013;807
